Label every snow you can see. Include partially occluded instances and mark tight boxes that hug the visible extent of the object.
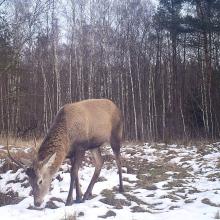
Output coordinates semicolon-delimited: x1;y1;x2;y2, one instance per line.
0;142;220;220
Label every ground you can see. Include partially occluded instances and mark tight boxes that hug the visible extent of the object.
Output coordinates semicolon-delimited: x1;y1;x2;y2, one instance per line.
0;142;220;220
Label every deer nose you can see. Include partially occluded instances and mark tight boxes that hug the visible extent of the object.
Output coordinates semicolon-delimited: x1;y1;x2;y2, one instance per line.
34;201;42;207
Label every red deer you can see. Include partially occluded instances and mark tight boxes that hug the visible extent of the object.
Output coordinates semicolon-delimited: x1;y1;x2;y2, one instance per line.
7;99;124;207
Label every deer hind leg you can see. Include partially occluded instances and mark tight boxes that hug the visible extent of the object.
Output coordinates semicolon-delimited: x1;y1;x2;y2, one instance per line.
83;147;104;201
66;150;85;206
110;133;124;193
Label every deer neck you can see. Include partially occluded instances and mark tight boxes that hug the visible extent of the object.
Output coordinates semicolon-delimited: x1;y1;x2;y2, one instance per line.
38;122;69;174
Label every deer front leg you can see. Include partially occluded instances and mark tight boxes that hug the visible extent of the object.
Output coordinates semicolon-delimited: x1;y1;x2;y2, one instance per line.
74;150;85;203
66;157;75;206
83;148;103;201
66;150;85;205
74;169;83;203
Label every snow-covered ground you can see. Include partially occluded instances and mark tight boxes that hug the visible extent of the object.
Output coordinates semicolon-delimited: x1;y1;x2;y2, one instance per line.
0;142;220;220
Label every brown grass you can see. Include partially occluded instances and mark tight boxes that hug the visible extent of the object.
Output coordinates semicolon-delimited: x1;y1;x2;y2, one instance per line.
0;152;35;174
100;189;131;209
131;206;148;213
0;134;43;149
0;142;36;174
0;135;40;173
201;198;220;207
122;140;145;146
0;191;24;206
156;138;218;146
60;213;77;220
98;210;116;218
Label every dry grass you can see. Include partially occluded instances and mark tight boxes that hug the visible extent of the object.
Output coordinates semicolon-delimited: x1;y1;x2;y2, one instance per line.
157;138;218;146
201;198;220;207
0;136;37;173
123;140;145;146
100;189;131;209
131;206;148;213
98;210;116;218
0;134;42;149
0;149;35;174
0;190;24;207
60;213;77;220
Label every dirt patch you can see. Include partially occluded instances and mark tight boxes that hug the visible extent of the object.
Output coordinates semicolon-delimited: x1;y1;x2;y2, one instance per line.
207;172;220;181
163;179;187;189
184;198;196;203
0;159;20;174
145;185;158;190
21;182;30;188
169;205;180;210
131;206;148;213
100;189;131;209
0;191;24;206
136;172;167;190
123;157;150;175
50;197;64;203
123;177;136;184
159;194;180;201
135;162;188;190
98;210;116;218
188;188;201;194
172;170;193;179
146;193;155;197
45;200;59;209
0;145;35;174
201;198;220;207
97;176;107;182
123;193;148;205
148;201;163;210
99;197;131;209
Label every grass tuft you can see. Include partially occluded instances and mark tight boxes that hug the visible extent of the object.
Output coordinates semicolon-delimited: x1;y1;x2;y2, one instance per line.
60;213;76;220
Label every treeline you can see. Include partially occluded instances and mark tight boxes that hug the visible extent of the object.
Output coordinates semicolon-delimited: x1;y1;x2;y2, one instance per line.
0;0;220;141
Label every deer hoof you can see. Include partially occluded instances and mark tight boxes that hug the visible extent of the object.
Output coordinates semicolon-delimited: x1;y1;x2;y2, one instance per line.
83;192;93;201
65;200;74;206
75;198;83;203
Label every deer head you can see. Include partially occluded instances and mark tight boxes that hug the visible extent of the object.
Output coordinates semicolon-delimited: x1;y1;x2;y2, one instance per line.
25;153;56;206
7;142;56;207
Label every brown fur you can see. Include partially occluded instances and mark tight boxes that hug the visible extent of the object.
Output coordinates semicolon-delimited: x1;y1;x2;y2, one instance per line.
26;99;124;206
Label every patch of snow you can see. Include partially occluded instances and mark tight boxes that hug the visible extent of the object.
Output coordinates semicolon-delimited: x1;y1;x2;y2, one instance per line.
203;152;220;160
168;144;177;148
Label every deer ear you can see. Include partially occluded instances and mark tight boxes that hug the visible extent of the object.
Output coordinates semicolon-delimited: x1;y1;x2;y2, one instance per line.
43;153;56;168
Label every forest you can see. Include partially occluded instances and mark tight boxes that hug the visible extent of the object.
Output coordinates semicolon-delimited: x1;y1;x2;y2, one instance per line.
0;0;220;141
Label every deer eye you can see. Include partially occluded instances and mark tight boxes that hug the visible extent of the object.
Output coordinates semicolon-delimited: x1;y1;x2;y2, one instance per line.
38;179;43;185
